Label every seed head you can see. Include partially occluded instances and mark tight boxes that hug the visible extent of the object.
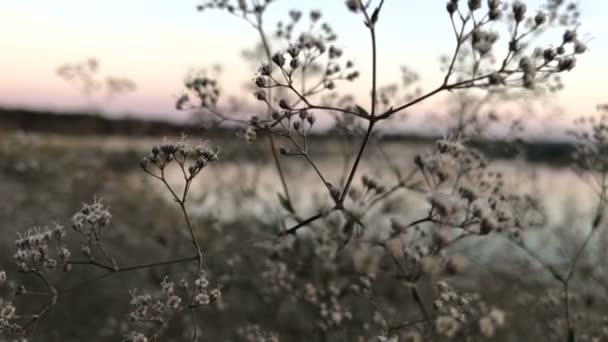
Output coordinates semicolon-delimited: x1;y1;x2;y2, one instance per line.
254;90;267;101
289;58;300;69
563;30;577;44
518;56;534;73
258;63;272;76
310;10;322;22
446;0;458;15
558;57;576;71
468;0;481;11
345;0;360;12
534;12;547;26
254;76;266;88
543;48;556;62
287;45;301;58
512;1;527;22
489;7;502;20
574;40;587;54
272;53;286;67
307;115;316;125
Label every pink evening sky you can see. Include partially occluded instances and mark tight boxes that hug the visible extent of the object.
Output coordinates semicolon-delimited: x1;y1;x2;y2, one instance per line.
0;0;607;136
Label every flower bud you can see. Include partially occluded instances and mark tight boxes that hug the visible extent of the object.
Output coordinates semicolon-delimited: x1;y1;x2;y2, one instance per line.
558;57;576;71
258;63;272;76
287;46;300;58
534;12;546;26
290;58;300;69
509;39;521;52
489;8;501;20
574;41;587;54
543;48;556;62
254;90;267;101
279;99;290;110
272;53;286;67
518;56;534;72
288;10;302;22
512;1;527;22
345;0;360;12
446;1;457;15
307;115;316;125
468;0;481;11
563;30;577;44
254;76;266;88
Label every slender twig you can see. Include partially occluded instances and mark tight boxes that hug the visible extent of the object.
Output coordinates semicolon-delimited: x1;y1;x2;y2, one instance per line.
279;212;326;236
339;121;376;203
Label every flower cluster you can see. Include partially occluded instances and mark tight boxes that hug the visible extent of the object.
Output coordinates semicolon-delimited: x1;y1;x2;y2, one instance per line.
301;281;353;331
14;224;71;273
570;106;608;174
72;200;112;238
415;139;486;187
128;280;183;323
433;281;506;338
0;301;20;335
250;7;359;125
260;260;296;298
414;139;543;236
140;137;219;179
70;199;119;268
56;57;136;105
176;75;220;111
444;0;586;91
126;273;221;340
192;272;222;306
0;271;20;335
471;28;499;57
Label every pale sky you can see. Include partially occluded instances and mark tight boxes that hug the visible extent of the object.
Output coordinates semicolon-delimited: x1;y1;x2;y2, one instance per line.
1;0;607;135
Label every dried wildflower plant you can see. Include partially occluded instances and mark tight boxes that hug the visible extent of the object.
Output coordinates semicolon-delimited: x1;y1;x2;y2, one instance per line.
56;57;136;110
3;1;604;341
125;273;221;340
